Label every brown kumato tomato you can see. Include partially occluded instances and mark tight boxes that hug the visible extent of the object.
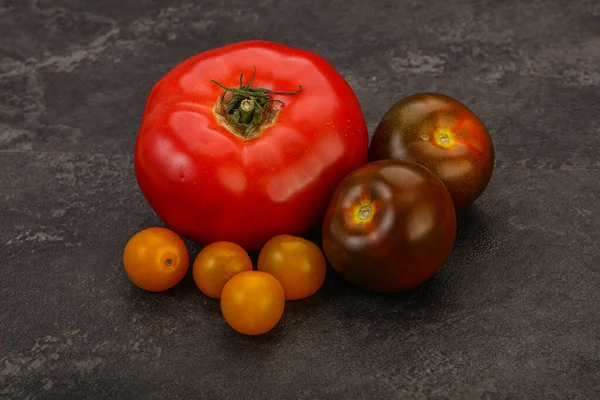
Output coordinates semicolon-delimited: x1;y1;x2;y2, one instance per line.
321;159;456;293
368;92;494;212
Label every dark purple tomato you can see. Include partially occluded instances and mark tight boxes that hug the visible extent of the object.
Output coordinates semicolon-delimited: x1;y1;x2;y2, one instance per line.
321;159;456;293
368;93;495;212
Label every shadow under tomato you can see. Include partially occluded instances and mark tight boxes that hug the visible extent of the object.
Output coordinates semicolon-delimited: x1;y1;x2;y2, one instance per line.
452;202;504;264
302;275;443;331
456;202;485;232
214;308;290;350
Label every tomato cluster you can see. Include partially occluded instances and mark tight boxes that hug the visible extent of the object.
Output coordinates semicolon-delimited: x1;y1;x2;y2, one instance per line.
322;93;494;292
124;40;495;335
123;229;326;335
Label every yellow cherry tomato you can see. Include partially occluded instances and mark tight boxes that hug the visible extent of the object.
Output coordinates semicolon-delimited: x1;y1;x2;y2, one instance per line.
123;227;189;292
193;241;253;299
220;271;285;335
257;234;326;300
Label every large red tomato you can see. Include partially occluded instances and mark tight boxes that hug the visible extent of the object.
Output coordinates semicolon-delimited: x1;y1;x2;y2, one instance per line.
134;41;368;250
368;93;494;212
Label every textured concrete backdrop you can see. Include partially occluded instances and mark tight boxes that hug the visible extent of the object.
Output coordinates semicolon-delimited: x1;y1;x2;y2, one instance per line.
1;0;599;398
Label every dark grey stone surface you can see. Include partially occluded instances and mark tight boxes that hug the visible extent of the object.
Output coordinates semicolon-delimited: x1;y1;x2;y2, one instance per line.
1;0;599;398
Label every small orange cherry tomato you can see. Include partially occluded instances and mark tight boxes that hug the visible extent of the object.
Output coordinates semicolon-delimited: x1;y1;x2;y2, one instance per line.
220;271;285;335
123;227;189;292
193;241;253;298
257;234;326;300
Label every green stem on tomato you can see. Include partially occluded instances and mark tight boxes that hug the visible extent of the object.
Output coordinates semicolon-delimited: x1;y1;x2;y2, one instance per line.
239;99;255;124
211;66;303;137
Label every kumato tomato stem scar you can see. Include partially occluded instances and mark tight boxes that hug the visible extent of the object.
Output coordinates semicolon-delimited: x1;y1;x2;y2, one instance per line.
210;65;303;137
350;199;377;226
435;130;453;147
358;205;372;220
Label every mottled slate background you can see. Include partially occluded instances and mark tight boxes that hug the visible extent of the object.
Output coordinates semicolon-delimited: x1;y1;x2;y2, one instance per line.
1;0;599;398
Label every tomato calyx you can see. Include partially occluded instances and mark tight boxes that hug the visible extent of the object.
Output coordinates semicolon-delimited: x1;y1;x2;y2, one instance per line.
211;66;303;138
